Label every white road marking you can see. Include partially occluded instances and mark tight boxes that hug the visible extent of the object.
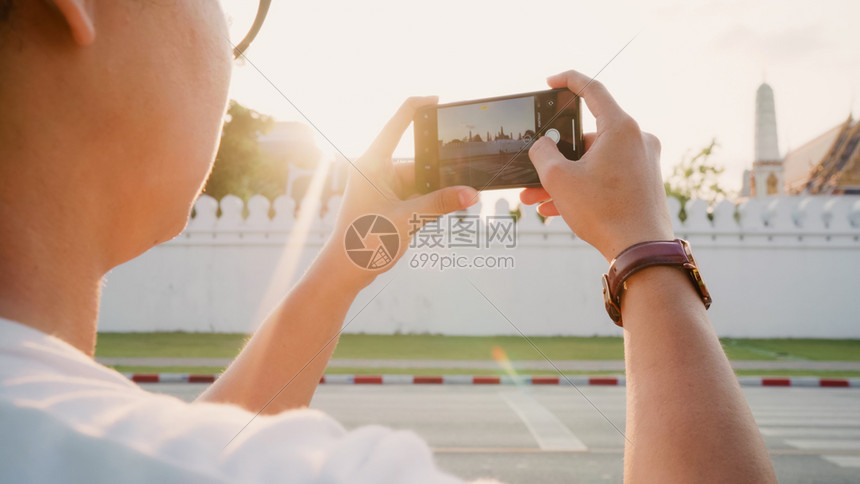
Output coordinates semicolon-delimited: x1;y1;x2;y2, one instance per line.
785;439;860;451
501;391;588;451
821;455;860;468
754;418;860;427
760;427;860;438
753;410;860;417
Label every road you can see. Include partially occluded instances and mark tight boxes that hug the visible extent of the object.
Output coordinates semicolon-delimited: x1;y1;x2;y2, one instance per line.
145;384;860;483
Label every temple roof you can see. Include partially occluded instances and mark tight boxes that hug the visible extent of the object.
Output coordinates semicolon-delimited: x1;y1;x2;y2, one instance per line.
802;116;860;194
782;122;844;193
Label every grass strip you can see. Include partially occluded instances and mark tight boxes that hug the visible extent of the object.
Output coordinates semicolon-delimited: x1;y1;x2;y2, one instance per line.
96;333;860;362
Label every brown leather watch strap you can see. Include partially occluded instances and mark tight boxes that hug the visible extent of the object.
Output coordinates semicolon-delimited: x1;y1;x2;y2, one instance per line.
602;239;712;326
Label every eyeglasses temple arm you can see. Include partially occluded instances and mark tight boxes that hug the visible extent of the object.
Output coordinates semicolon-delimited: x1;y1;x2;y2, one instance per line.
233;0;272;58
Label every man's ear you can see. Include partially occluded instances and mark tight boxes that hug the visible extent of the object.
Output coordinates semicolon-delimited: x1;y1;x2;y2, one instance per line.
51;0;95;46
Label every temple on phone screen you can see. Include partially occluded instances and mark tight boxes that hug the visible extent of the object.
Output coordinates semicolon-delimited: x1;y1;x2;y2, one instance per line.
436;96;540;188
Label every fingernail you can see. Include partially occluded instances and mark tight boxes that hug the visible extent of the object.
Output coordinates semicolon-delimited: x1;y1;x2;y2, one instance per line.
459;188;478;207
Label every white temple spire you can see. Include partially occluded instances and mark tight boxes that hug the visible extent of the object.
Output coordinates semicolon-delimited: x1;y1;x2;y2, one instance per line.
755;83;780;162
746;82;785;197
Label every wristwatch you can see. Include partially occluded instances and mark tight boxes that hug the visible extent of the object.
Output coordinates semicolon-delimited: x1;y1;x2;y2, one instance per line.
602;239;712;326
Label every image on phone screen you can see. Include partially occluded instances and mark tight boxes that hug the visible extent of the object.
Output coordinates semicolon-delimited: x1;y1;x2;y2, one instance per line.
437;96;538;188
415;88;582;193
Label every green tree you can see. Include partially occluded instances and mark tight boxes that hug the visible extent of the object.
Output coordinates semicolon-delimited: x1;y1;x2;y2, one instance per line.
509;206;522;222
664;139;729;220
203;100;278;201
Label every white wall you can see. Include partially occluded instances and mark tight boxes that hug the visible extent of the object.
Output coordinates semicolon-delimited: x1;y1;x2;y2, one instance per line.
98;195;860;338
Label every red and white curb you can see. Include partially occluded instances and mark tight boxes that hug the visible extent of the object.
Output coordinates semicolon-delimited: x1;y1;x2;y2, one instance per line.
123;373;860;388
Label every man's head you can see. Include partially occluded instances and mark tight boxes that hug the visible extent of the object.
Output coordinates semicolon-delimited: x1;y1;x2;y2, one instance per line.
0;0;232;268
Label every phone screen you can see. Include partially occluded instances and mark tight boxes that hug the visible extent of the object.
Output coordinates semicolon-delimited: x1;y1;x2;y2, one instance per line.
415;88;582;193
437;96;538;188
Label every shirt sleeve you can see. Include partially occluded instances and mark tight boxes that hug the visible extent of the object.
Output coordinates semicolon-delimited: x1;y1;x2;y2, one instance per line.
0;322;497;484
217;407;467;483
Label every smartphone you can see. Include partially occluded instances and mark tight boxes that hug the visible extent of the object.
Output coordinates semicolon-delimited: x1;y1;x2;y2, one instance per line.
414;88;583;193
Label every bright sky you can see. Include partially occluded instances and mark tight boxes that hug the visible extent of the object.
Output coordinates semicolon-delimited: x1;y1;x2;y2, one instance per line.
227;0;860;197
437;97;534;144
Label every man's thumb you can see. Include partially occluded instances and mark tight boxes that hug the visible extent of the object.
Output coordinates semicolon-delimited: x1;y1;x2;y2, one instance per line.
528;136;568;182
408;186;478;217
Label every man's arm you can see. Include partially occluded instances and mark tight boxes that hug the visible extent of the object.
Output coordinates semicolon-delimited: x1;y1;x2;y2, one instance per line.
621;266;774;482
196;97;477;414
523;70;776;483
195;247;364;413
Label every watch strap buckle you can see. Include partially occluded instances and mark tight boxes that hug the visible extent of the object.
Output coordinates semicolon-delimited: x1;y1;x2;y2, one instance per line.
602;273;623;325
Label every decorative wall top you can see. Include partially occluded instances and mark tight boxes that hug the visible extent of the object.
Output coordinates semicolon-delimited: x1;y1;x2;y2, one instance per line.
178;194;860;247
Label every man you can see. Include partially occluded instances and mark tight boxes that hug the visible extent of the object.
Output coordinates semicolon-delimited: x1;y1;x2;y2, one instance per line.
0;1;776;482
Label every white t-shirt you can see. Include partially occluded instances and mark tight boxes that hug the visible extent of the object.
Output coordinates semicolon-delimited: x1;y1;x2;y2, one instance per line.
0;318;498;483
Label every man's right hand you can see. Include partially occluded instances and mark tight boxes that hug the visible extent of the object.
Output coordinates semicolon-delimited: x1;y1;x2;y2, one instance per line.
521;69;674;262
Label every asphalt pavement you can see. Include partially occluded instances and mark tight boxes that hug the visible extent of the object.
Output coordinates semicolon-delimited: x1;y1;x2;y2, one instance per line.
145;383;860;483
